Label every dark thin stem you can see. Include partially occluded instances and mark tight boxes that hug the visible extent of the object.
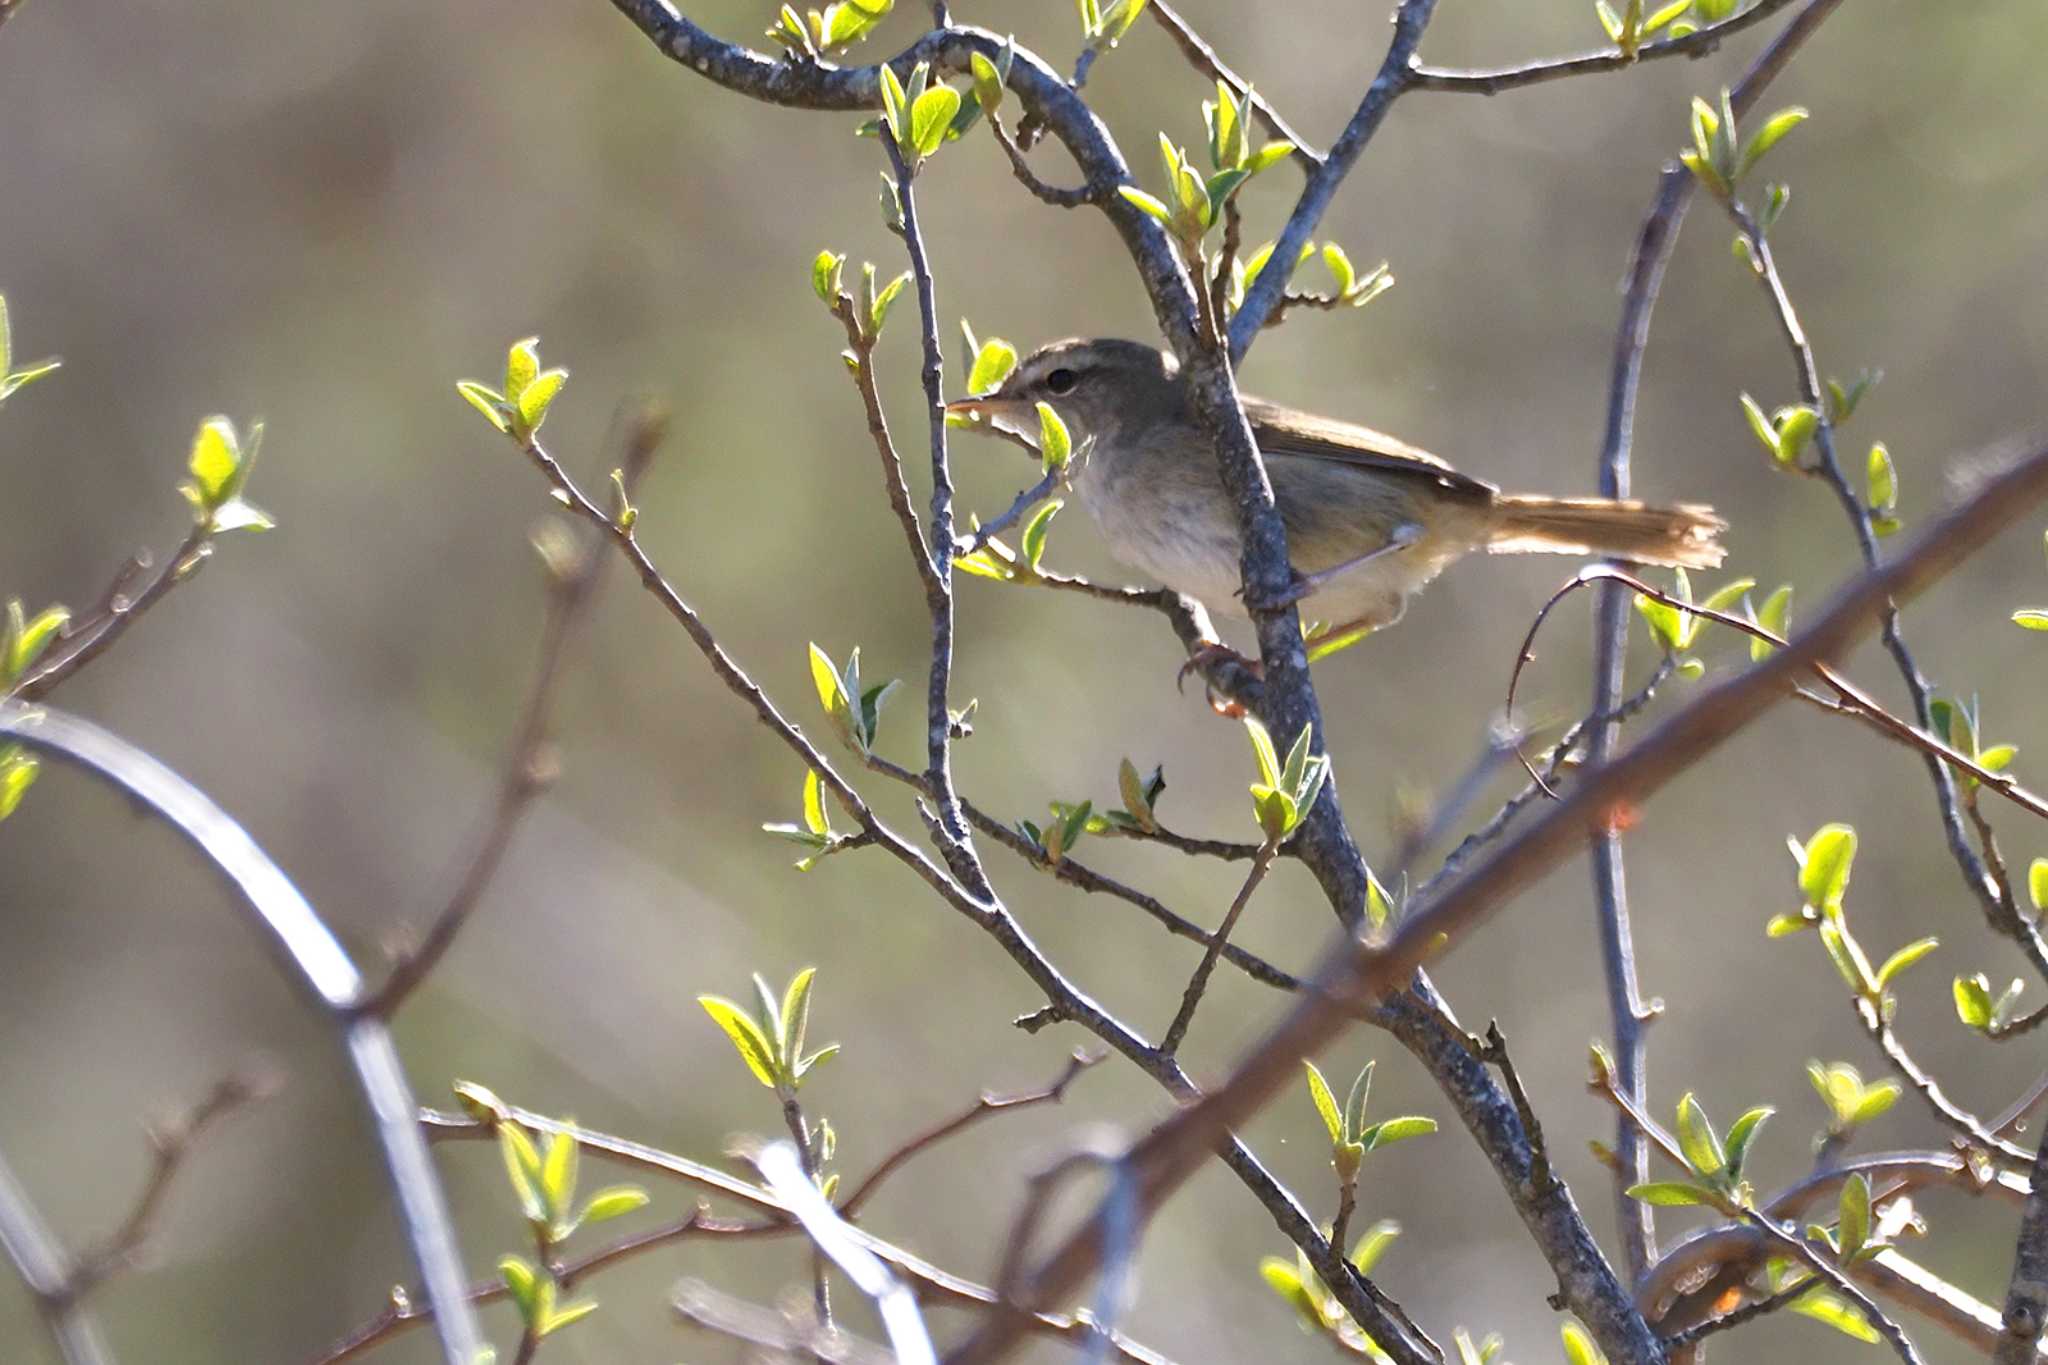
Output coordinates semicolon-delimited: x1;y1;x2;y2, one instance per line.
1662;1280;1810;1351
955;465;1062;558
989;117;1099;207
1142;1;1321;164
839;1052;1100;1219
1853;998;2030;1165
15;525;211;701
1226;0;1438;357
1160;840;1279;1055
1583;0;1845;1278
1407;0;1803;94
363;410;662;1016
885;135;987;895
1747;1215;1923;1364
69;1071;274;1299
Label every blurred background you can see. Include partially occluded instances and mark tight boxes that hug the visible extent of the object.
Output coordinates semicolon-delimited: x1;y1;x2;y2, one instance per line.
2;1;2044;1360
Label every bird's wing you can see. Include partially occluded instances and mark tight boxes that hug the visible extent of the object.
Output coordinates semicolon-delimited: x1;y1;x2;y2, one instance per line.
1242;396;1497;501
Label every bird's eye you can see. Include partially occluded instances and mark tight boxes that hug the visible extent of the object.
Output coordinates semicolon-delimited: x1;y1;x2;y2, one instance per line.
1044;367;1079;396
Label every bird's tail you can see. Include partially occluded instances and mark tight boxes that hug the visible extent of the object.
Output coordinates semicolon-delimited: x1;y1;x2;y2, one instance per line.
1487;495;1726;569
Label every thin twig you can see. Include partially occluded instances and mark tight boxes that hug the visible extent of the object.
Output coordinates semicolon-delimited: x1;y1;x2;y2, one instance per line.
839;1051;1101;1219
1747;1214;1924;1364
1142;1;1321;164
1160;839;1279;1055
989;116;1099;207
1407;0;1804;94
14;525;211;701
363;407;664;1016
69;1071;276;1298
955;464;1063;558
1584;0;1845;1278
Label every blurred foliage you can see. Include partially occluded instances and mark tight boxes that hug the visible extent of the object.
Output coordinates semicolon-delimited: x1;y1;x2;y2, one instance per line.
3;2;2047;1362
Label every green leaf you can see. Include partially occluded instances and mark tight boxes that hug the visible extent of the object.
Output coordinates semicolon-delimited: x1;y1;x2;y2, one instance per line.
4;602;69;683
1595;1;1624;42
698;995;782;1088
2013;610;2048;632
969;338;1018;395
457;380;511;433
1342;1061;1373;1141
1799;823;1856;913
1279;723;1314;800
1036;401;1072;471
1738;106;1809;178
1203;167;1250;219
1643;0;1691;32
1349;1219;1400;1275
1751;584;1792;661
808;642;855;745
1723;1106;1772;1182
802;769;830;837
1304;1061;1343;1145
1774;405;1820;465
1118;186;1174;223
1739;393;1777;457
1305;621;1373;663
0;293;10;377
1941;978;1990;1031
1819;918;1873;993
1699;576;1756;617
812;250;846;304
1019;499;1062;571
878;62;907;143
0;749;39;822
541;1124;578;1223
187;417;241;505
499;1123;548;1223
1791;1290;1880;1344
1321;242;1357;297
1696;0;1737;18
909;85;961;158
1360;1115;1437;1150
1876;937;1938;989
499;1255;539;1317
1626;1180;1720;1207
516;369;567;435
1117;757;1156;832
870;271;911;334
1253;785;1296;840
1675;1093;1726;1179
1560;1322;1609;1365
969;50;1004;113
1866;442;1896;513
1837;1172;1871;1260
1259;1256;1321;1326
1765;912;1811;937
503;338;540;404
1849;1081;1901;1125
1634;590;1683;653
780;967;818;1070
536;1294;598;1337
1364;866;1396;932
1246;141;1295;175
1243;717;1280;789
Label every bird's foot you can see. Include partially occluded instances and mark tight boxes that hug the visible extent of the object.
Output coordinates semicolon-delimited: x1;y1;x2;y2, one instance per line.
1177;643;1264;717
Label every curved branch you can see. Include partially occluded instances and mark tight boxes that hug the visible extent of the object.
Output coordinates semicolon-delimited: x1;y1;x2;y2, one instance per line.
0;703;486;1365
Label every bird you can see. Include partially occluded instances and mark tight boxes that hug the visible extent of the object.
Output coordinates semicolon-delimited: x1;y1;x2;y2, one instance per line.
945;338;1725;643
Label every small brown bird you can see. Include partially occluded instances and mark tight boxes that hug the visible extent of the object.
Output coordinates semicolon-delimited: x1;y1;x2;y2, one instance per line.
947;338;1725;640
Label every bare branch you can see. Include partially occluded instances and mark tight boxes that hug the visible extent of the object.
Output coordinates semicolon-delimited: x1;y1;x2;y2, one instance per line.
363;407;664;1016
1160;839;1280;1054
1142;2;1321;164
1408;0;1805;94
0;703;486;1364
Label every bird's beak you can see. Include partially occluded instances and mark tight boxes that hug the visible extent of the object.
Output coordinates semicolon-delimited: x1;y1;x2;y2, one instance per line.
944;396;1040;451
